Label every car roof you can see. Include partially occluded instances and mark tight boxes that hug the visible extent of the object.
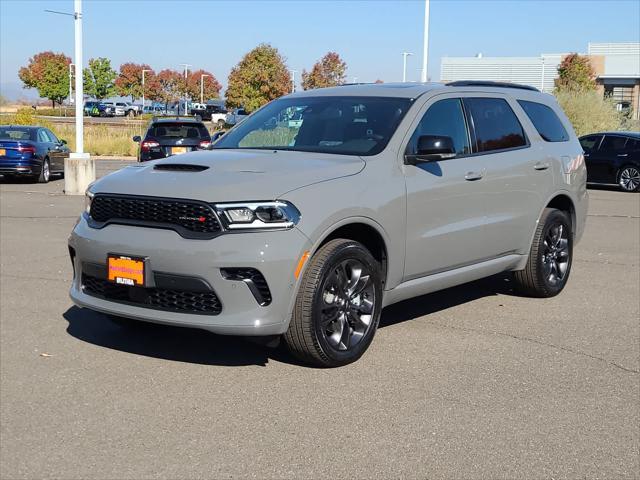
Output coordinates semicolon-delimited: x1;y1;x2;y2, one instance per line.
288;81;543;99
151;116;203;124
580;132;640;139
0;125;39;130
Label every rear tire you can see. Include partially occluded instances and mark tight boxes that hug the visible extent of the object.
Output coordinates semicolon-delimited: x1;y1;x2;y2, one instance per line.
618;165;640;192
38;158;50;183
284;239;382;367
513;208;573;298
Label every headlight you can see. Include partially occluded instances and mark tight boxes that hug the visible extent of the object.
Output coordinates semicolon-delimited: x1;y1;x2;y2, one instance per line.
214;201;300;230
84;190;94;213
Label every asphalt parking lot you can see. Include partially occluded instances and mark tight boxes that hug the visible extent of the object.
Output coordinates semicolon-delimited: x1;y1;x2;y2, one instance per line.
1;160;638;479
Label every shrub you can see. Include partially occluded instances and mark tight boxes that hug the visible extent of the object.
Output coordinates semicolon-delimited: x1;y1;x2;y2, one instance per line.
13;107;37;125
555;90;623;137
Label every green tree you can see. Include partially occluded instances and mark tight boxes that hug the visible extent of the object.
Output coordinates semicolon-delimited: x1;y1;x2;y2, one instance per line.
225;44;291;112
555;54;596;93
555;90;622;136
114;63;153;102
301;52;347;90
83;57;117;100
18;51;71;108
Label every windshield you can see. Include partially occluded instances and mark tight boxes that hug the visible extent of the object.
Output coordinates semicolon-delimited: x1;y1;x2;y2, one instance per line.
214;96;413;156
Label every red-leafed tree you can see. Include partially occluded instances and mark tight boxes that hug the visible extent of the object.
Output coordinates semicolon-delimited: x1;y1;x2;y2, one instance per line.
183;69;222;102
156;69;183;107
301;52;347;90
115;63;155;102
18;51;72;108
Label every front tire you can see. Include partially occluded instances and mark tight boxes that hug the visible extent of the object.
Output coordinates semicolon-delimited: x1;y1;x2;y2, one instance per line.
284;239;382;367
513;208;573;297
38;158;50;183
618;166;640;192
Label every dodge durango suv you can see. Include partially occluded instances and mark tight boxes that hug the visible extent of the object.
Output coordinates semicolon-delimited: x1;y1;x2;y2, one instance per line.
69;81;588;367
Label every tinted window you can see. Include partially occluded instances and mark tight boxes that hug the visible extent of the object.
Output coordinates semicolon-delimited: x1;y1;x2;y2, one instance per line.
37;130;50;143
408;98;470;155
517;100;569;142
0;128;33;140
464;98;527;152
579;135;602;151
215;96;413;156
600;135;628;152
45;129;59;143
148;123;210;140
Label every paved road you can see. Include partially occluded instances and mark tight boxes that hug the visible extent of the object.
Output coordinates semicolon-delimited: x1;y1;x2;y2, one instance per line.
1;162;638;479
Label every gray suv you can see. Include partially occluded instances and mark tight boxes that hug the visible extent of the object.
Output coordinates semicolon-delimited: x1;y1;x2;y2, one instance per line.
69;81;588;367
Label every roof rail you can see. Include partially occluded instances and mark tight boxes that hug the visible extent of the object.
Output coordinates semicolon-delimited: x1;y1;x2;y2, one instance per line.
446;80;539;92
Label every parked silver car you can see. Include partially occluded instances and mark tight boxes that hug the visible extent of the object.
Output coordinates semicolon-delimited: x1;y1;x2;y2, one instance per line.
69;81;588;367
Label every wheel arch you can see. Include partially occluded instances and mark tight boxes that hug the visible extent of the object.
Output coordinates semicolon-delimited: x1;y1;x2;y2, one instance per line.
311;218;390;289
545;193;576;230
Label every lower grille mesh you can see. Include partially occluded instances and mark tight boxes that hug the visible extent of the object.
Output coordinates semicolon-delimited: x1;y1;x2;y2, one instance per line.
81;273;222;315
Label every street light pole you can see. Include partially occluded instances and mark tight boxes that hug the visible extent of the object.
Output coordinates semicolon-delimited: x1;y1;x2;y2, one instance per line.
142;68;151;113
291;70;297;93
420;0;430;82
402;52;413;82
200;73;209;104
68;63;74;107
180;63;191;115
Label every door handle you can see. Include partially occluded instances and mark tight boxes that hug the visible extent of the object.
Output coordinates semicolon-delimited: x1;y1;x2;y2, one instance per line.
617;153;628;157
583;153;590;157
464;171;484;181
534;161;550;171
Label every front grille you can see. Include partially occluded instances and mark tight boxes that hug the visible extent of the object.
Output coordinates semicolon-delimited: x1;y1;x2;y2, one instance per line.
89;194;221;238
81;273;222;315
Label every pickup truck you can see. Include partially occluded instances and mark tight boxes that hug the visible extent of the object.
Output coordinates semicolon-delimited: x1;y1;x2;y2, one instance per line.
225;108;248;126
190;104;228;127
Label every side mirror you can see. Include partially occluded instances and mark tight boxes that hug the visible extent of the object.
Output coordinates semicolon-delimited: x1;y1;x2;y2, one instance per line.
132;136;141;143
211;131;226;142
406;135;456;164
60;139;67;145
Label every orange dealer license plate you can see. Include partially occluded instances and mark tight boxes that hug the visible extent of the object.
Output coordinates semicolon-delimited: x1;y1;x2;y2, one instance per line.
171;147;188;155
107;254;145;286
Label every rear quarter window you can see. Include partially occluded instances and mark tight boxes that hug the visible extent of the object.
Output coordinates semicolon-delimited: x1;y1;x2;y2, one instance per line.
517;100;569;142
464;98;527;153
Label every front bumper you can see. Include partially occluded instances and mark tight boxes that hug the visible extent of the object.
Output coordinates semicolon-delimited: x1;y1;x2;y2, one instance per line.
68;215;311;335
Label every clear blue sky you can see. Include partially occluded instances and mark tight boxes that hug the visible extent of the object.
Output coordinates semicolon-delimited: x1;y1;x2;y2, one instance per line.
1;0;638;100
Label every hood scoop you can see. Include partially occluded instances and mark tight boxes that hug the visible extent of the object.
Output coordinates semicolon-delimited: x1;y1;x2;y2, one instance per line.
154;163;209;172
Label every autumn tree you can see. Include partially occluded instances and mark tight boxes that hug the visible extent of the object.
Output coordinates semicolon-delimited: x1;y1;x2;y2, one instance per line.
225;44;291;112
115;63;154;102
83;57;117;100
156;69;183;108
183;69;222;103
18;51;72;108
301;52;347;90
555;53;596;93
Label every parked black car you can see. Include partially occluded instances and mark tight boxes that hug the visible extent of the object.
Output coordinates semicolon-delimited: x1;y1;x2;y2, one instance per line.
133;117;212;162
0;125;68;183
579;131;640;192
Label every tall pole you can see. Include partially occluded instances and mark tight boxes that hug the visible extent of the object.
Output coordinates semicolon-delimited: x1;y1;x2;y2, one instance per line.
402;52;413;82
180;63;191;115
74;0;84;153
291;70;297;93
142;69;151;112
200;73;209;104
68;63;74;107
420;0;430;82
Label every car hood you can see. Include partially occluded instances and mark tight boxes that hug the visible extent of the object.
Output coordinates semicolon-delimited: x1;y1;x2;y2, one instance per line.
92;149;365;202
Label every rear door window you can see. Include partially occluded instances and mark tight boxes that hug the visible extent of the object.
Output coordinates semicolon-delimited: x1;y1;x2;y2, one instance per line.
600;136;628;152
463;98;527;153
580;135;603;151
517;100;569;142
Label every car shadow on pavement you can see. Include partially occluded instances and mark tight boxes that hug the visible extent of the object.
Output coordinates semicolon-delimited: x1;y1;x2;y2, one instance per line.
379;273;514;329
62;306;299;367
63;273;516;368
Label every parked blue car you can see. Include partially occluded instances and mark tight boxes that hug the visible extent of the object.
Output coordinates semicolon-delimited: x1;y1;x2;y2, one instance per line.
84;101;115;117
0;125;69;183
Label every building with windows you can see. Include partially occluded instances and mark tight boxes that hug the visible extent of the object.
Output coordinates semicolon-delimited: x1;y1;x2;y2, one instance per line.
440;42;640;119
